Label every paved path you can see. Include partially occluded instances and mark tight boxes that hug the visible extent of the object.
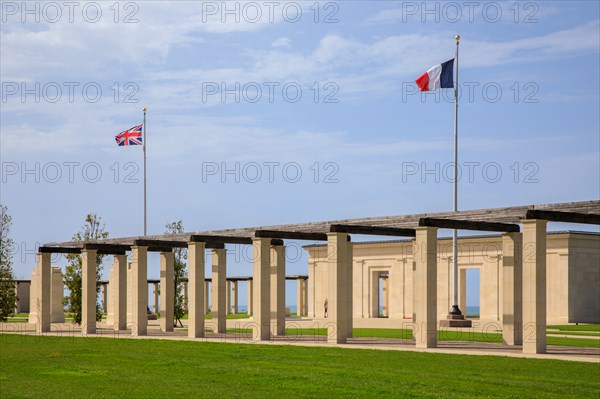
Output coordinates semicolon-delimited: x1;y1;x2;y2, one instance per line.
2;321;598;363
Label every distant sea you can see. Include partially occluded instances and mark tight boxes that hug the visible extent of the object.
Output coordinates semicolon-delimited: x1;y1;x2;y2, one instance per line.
466;306;480;316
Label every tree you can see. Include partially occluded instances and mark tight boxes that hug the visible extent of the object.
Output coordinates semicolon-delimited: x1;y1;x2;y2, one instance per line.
0;205;17;321
165;220;187;327
63;214;109;324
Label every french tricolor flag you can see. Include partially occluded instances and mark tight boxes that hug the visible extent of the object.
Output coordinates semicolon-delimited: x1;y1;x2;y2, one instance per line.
415;59;455;91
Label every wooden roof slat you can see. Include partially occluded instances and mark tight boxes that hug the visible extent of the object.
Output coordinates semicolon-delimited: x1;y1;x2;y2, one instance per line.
190;235;284;246
330;224;416;237
39;246;81;254
526;210;600;225
254;230;329;241
419;218;520;233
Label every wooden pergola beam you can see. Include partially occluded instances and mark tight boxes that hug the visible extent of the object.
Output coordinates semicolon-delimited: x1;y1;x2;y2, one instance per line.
39;246;81;254
254;230;328;241
526;210;600;225
419;217;520;233
189;235;283;246
330;224;416;237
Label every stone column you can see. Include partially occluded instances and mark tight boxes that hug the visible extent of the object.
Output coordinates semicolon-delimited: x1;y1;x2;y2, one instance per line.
131;246;148;336
33;253;51;332
247;280;253;316
522;220;547;354
112;255;127;330
382;275;389;317
296;278;305;317
107;265;115;326
153;283;159;314
270;245;285;336
160;252;175;332
458;269;467;315
188;242;205;338
29;267;38;324
204;281;209;315
232;281;239;314
82;249;97;335
211;248;227;334
100;283;108;313
502;232;523;346
308;262;316;317
50;267;65;323
183;281;188;313
226;280;232;315
126;263;133;325
414;227;438;348
303;278;308;316
252;238;271;341
326;233;353;344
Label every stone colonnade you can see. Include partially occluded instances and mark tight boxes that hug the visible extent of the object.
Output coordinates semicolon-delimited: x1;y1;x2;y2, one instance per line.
30;220;549;352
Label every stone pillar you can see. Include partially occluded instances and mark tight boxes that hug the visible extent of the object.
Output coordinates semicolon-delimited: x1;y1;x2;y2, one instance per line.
112;255;127;331
126;263;133;325
211;248;227;334
226;280;232;315
308;262;316;317
252;238;271;341
82;249;97;335
502;232;523;346
247;280;253;316
522;220;547;354
296;278;305;317
232;281;239;314
204;281;210;315
188;242;205;338
153;283;159;314
131;246;148;336
382;275;389;317
270;245;285;336
29;267;38;324
458;269;467;315
302;278;308;316
370;271;379;318
107;265;115;326
160;252;175;332
32;253;51;332
103;283;108;313
183;281;188;313
326;233;353;344
50;267;65;323
414;227;438;348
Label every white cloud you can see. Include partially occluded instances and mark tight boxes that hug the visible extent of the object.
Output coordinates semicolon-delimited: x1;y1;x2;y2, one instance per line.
272;37;292;48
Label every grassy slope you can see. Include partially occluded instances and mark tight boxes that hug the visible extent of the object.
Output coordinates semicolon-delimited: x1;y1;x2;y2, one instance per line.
1;334;599;399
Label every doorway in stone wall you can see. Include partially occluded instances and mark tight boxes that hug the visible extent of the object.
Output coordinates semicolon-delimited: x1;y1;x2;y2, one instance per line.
378;272;389;318
465;268;481;318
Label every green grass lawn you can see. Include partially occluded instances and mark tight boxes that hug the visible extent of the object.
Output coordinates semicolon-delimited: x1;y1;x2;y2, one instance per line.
548;324;600;332
0;334;598;399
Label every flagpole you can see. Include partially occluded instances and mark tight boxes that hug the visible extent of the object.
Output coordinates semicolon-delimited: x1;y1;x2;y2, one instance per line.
143;107;147;236
450;35;461;315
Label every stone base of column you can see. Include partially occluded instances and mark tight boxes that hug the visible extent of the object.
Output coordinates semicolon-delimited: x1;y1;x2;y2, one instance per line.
439;313;472;328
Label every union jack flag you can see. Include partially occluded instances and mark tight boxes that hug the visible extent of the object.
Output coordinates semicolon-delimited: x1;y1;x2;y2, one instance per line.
115;123;143;146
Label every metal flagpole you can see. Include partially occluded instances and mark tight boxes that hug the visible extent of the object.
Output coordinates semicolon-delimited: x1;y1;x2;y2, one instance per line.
450;35;461;315
143;107;147;236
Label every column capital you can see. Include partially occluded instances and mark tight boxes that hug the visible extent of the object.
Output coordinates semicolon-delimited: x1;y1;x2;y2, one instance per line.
414;226;439;233
521;219;548;228
187;241;206;250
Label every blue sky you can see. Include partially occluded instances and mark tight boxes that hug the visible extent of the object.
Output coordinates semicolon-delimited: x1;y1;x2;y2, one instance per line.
1;1;599;307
